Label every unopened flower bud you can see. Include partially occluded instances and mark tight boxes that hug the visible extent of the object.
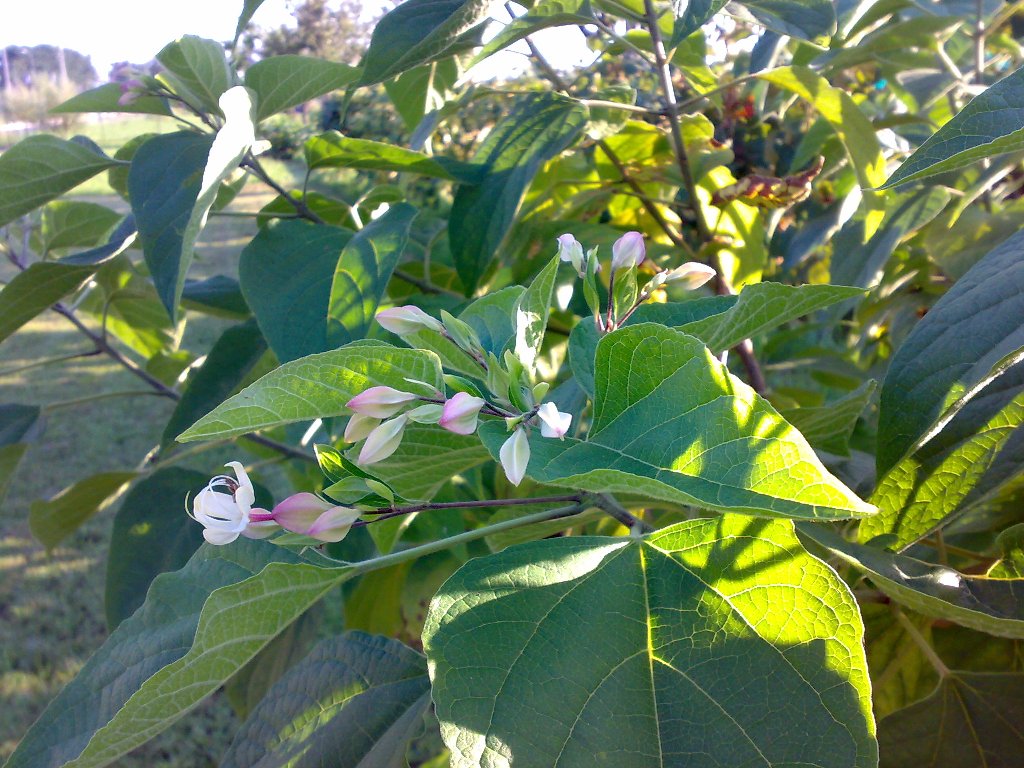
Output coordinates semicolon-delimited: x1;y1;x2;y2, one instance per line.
611;231;646;271
557;233;586;276
358;413;409;464
306;505;361;542
439;392;486;435
376;305;445;336
499;428;531;486
346;386;417;418
344;413;380;443
537;402;572;440
270;492;334;532
662;262;716;290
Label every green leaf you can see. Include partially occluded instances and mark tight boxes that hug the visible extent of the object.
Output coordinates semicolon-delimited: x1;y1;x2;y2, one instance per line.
240;220;351;362
235;0;267;43
359;0;494;85
989;523;1024;578
369;424;491;503
449;94;588;292
669;0;726;46
740;0;836;40
801;523;1024;639
781;381;876;456
177;342;443;442
424;515;877;768
29;472;138;551
877;227;1024;478
0;135;117;227
514;254;560;372
864;363;1024;549
328;203;418;347
305;131;475;180
162;320;268;446
876;673;1024;766
104;468;208;629
385;57;459;130
474;0;594;62
50;82;174;116
682;282;865;353
883;65;1024;188
759;66;885;189
245;56;359;121
0;403;43;506
181;274;251;318
0;216;136;344
156;35;236;115
222;632;431;768
36;200;122;253
485;324;877;519
129;89;255;320
6;539;301;768
457;286;524;357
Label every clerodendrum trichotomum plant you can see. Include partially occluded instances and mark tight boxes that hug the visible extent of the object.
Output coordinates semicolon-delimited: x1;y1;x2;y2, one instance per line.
6;0;1024;765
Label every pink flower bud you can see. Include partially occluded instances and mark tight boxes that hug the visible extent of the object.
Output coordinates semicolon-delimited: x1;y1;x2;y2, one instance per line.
611;231;646;270
663;262;716;290
439;392;486;435
270;492;334;533
537;402;572;439
376;305;445;335
344;413;380;443
358;413;409;465
499;428;531;486
306;505;362;543
346;386;417;418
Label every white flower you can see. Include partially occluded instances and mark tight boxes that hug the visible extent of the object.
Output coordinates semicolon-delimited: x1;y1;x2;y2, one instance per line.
190;461;257;545
611;231;646;270
346;386;417;418
439;392;486;435
499;428;531;486
661;262;716;290
537;402;572;439
376;305;445;336
358;413;409;464
557;233;586;276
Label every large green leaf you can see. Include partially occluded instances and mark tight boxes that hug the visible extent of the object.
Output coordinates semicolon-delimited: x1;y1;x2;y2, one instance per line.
359;0;494;85
240;220;352;362
156;35;236;115
177;342;443;442
0;215;136;344
221;632;431;768
876;673;1024;767
449;94;588;292
50;82;174;116
801;523;1024;639
6;540;300;768
129;88;255;320
104;468;208;629
161;320;268;446
781;380;876;456
36;201;122;253
883;65;1024;188
29;472;138;551
865;363;1024;549
424;515;877;767
328;204;418;347
305;132;475;180
245;55;359;121
385;57;460;130
759;67;885;189
485;324;876;519
877;227;1024;478
0;135;117;227
369;424;491;502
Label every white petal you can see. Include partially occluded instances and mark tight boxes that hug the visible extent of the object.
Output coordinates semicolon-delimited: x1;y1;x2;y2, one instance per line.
499;429;530;486
225;461;255;509
537;402;572;439
203;527;241;545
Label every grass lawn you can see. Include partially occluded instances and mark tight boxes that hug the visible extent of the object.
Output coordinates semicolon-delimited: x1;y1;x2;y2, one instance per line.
0;175;287;763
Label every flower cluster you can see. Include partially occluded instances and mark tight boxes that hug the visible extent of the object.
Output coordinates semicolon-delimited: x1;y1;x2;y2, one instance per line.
189;462;359;545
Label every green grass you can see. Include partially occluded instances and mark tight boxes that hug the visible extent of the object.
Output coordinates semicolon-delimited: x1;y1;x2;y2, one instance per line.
0;173;287;763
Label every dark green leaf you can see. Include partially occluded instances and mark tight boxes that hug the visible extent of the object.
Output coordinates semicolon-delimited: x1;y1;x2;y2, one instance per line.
877;673;1024;767
424;516;876;768
485;324;876;519
245;56;359;121
177;342;443;442
369;424;490;503
0;403;44;506
222;632;431;768
449;94;587;292
0;135;116;227
883;65;1024;188
51;82;174;116
877;227;1024;477
989;524;1024;578
359;0;494;85
29;472;138;550
181;274;251;318
156;35;236;115
235;0;267;43
781;380;876;456
162;321;268;446
6;540;301;768
104;468;208;629
740;0;836;40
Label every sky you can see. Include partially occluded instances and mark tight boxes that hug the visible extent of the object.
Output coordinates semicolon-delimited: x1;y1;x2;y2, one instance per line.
3;0;595;82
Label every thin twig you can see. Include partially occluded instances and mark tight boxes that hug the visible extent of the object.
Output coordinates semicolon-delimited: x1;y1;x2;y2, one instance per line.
242;155;325;224
892;606;950;678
